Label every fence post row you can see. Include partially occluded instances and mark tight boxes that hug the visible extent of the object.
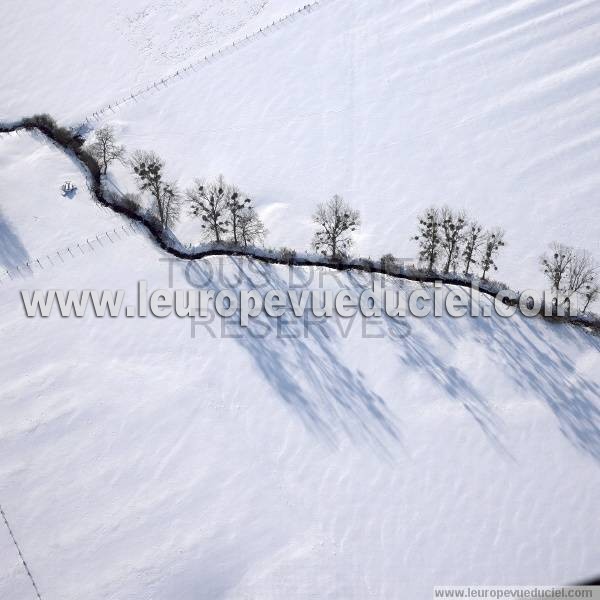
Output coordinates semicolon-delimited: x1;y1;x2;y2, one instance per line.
84;1;321;122
0;223;142;284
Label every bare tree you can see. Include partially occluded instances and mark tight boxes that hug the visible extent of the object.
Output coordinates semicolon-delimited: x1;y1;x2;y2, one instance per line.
567;249;598;299
541;243;599;312
312;195;360;259
462;221;483;275
413;207;441;272
226;185;252;245
87;125;125;175
131;150;181;228
440;207;466;273
540;242;573;296
582;283;600;314
238;206;267;248
480;228;505;280
187;176;230;243
158;181;182;229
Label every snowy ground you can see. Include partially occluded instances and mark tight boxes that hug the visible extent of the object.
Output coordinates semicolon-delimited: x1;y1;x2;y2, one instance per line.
3;1;600;292
0;132;124;265
1;0;305;123
1;132;600;599
2;1;600;599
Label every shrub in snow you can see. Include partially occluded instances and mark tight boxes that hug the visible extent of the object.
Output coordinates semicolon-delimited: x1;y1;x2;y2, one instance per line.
20;114;101;181
359;257;375;272
279;247;297;264
23;114;84;152
380;253;398;274
119;192;143;215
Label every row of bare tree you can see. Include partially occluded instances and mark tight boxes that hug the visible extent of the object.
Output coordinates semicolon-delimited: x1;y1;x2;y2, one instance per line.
130;151;267;247
86;126;358;252
412;207;505;279
85;126;265;246
540;243;599;313
410;205;598;311
86;126;598;312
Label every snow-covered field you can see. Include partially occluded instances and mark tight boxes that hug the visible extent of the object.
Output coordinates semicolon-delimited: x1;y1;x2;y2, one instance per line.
0;132;124;263
3;0;600;291
1;1;600;599
2;0;306;123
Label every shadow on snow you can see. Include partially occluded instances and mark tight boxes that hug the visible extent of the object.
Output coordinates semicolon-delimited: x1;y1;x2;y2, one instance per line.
183;258;600;462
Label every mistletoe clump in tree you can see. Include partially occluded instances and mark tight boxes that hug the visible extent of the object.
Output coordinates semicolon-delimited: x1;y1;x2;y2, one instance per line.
131;150;181;229
413;207;441;272
226;183;266;248
540;242;599;313
413;207;507;278
440;207;466;273
311;195;360;260
226;185;259;246
186;176;230;243
462;221;484;276
480;228;506;280
187;175;266;246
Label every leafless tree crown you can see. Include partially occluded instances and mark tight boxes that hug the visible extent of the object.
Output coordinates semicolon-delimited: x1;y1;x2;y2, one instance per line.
131;150;181;229
541;242;599;312
312;195;360;259
88;125;125;175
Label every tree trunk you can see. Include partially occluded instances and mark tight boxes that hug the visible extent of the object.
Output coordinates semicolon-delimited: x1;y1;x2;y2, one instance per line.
582;296;592;314
464;252;472;275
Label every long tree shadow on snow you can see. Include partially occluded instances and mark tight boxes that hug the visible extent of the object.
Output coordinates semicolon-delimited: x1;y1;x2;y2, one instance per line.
0;209;29;271
378;277;600;462
474;309;600;462
189;258;403;457
381;276;600;462
344;273;513;458
187;258;600;461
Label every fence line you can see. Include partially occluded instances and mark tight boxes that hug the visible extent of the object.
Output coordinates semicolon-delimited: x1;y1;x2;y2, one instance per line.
0;222;142;286
0;504;43;600
84;2;323;123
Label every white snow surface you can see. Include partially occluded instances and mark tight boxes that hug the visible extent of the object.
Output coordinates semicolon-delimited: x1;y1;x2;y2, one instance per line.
3;0;600;291
0;132;124;265
1;132;600;599
2;1;600;598
2;0;303;123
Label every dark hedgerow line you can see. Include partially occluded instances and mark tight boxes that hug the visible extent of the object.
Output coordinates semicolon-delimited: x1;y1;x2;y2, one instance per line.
1;115;598;335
